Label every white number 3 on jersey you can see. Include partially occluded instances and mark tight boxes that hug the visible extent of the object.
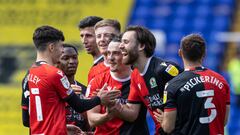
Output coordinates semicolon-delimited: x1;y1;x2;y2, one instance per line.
196;90;217;124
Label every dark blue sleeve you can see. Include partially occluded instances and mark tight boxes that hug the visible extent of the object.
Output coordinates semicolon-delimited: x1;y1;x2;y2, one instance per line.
21;72;30;127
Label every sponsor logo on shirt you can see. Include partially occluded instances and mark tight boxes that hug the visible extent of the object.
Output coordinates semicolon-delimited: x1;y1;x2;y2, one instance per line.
160;62;167;66
149;77;157;88
138;83;141;90
165;65;179;76
60;76;70;89
57;70;64;77
144;93;163;110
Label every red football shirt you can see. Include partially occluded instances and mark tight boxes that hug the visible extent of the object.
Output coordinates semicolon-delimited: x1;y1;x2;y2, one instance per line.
87;71;131;135
87;61;109;84
28;62;72;135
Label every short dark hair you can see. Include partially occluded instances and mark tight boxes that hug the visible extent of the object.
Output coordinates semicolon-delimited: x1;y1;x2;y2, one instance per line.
78;16;103;29
33;25;65;51
125;26;156;57
180;34;206;62
63;43;78;55
94;19;121;33
111;35;121;43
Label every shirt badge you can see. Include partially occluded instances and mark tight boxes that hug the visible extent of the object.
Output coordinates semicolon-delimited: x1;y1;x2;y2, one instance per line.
150;77;157;88
57;70;64;77
165;65;179;76
61;76;70;89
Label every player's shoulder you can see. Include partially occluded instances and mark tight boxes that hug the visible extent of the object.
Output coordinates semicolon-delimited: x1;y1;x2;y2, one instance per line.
92;71;110;83
44;65;65;78
131;68;141;77
152;56;183;77
90;61;108;73
206;68;229;85
165;71;191;93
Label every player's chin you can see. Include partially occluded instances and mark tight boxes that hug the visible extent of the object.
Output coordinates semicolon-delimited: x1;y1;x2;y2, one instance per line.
122;57;129;65
110;68;117;72
66;70;76;75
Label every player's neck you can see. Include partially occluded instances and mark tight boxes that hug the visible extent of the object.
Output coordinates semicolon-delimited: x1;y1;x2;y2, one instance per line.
111;68;131;79
92;51;102;61
36;52;54;66
67;75;75;84
134;55;148;73
184;61;202;70
103;56;110;67
111;67;131;79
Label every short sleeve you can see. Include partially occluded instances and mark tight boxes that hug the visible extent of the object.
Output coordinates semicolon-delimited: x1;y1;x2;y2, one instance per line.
163;63;182;83
127;73;142;103
87;67;95;84
86;77;101;98
51;70;73;99
21;74;29;110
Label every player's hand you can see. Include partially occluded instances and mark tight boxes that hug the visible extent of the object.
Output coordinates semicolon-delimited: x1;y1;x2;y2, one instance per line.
92;89;100;96
97;83;121;106
153;109;163;124
71;84;82;95
107;101;123;115
66;124;83;135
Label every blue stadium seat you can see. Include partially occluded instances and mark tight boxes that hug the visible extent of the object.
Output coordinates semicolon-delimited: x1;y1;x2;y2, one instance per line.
128;0;235;134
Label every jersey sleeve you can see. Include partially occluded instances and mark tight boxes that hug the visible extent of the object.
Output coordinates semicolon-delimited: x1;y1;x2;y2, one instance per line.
225;81;230;105
51;69;73;99
76;81;87;96
86;76;101;98
127;72;142;104
87;66;95;84
21;73;29;110
162;62;182;83
164;83;177;112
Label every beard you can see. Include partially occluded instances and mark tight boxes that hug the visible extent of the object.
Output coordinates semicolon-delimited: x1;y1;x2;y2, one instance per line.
123;49;138;65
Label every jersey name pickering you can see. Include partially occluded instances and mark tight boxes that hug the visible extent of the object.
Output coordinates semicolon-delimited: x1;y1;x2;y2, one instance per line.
180;75;224;92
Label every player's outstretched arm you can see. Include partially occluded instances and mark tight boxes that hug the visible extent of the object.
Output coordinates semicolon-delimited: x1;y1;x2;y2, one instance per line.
225;105;230;126
22;108;29;127
66;92;101;113
108;102;141;122
161;110;177;134
87;105;114;127
66;87;120;113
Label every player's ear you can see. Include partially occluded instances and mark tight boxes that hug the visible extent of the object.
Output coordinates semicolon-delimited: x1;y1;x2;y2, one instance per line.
178;49;182;58
48;43;55;52
138;43;145;51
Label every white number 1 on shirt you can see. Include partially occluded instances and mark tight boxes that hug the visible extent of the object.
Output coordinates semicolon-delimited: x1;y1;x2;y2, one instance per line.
31;88;43;121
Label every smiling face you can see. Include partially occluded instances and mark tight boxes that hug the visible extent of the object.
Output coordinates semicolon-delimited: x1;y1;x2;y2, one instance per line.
95;26;118;56
80;27;99;55
58;47;78;76
107;41;125;72
120;31;139;65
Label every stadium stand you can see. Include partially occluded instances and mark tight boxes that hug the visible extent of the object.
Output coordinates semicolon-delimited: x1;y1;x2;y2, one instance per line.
128;0;237;134
128;0;235;71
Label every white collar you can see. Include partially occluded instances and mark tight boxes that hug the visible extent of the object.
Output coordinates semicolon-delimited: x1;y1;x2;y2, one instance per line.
110;71;131;82
93;55;104;65
140;56;153;76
